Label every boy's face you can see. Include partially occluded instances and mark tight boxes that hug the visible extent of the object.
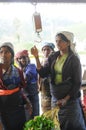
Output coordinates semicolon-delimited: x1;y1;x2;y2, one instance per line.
42;46;52;57
18;56;30;67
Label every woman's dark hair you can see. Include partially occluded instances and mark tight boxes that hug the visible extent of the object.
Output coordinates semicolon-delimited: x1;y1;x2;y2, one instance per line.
56;33;70;43
7;46;14;57
6;46;14;64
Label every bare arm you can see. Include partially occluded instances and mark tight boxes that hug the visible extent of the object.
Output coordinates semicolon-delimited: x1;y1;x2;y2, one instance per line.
31;46;42;69
31;45;50;78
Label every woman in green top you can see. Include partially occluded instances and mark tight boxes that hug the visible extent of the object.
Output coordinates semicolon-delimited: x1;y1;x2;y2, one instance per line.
31;31;86;130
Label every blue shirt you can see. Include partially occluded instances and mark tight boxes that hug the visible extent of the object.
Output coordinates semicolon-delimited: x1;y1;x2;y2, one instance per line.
25;64;38;84
3;65;21;89
24;64;38;95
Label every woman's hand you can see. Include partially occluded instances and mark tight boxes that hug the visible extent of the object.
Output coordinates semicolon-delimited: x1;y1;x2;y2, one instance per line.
57;95;70;107
25;101;33;115
31;46;39;58
57;99;67;107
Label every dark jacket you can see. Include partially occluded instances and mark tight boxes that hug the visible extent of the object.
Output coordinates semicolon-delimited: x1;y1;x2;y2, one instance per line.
38;50;81;99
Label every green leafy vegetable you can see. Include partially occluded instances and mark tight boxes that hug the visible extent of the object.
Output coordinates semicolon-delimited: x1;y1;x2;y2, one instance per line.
23;115;56;130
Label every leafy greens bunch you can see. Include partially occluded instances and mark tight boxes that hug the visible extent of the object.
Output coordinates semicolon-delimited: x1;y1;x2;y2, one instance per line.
23;115;55;130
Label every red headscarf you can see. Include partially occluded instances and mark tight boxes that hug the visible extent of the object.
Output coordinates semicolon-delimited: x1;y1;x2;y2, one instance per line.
15;50;29;60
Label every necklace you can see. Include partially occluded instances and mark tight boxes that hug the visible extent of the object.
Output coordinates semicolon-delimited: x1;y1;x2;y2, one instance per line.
2;66;12;75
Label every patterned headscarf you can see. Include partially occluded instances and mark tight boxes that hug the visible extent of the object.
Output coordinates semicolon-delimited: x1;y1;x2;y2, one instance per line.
41;42;55;51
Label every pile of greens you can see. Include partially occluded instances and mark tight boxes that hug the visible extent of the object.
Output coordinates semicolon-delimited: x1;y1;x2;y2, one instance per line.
23;115;55;130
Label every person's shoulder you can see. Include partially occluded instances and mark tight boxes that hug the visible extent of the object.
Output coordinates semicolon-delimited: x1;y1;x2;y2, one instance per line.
49;51;59;59
69;50;79;59
27;63;37;71
14;65;22;73
69;51;80;65
13;65;24;78
28;63;36;67
13;65;20;71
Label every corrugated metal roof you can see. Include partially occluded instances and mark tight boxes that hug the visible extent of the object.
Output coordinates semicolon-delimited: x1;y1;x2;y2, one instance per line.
0;0;86;3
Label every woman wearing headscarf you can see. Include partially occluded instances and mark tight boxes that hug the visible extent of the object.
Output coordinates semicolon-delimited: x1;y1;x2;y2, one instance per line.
31;31;86;130
0;42;31;130
39;42;55;113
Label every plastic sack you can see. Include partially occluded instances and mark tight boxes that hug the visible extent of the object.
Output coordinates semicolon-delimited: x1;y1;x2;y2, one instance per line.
42;107;61;130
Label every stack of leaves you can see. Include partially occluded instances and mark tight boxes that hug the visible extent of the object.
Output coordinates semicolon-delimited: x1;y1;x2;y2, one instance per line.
23;115;55;130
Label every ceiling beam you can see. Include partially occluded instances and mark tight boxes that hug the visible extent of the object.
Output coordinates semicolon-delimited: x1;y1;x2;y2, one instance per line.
0;0;86;3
